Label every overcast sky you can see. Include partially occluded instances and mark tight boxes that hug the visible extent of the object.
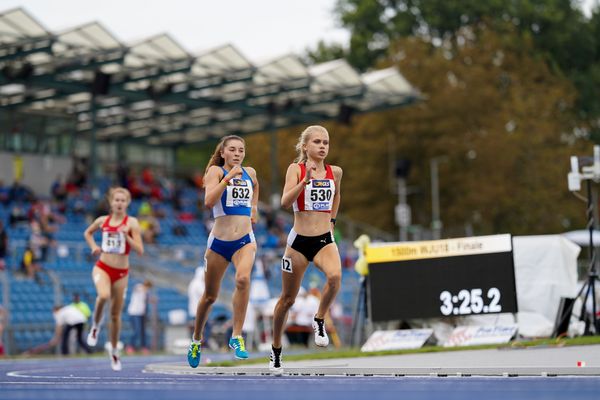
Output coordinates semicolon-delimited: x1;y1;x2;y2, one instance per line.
1;0;597;63
0;0;350;62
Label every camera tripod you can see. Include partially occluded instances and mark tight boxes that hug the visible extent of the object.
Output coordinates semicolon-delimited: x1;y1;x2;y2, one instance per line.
553;179;599;336
577;179;598;334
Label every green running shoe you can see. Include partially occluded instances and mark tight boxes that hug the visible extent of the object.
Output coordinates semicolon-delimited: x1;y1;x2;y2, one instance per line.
187;341;201;368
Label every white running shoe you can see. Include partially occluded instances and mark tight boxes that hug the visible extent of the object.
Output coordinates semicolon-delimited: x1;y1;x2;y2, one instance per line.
312;317;329;347
87;326;99;347
110;350;122;371
269;346;283;376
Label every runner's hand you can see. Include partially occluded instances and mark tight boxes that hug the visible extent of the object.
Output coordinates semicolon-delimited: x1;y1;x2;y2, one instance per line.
225;165;243;182
305;161;317;181
91;246;101;257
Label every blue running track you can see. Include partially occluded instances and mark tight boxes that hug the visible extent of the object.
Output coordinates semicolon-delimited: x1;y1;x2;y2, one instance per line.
1;355;600;400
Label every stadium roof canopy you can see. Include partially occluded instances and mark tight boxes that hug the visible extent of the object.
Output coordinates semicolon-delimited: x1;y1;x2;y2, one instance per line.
0;8;419;147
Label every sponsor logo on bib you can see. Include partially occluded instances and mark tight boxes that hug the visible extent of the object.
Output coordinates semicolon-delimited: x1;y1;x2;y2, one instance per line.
231;178;248;186
312;202;330;210
312;180;331;188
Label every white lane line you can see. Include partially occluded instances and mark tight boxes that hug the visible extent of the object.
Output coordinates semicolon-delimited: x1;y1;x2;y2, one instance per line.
6;370;207;380
1;377;326;385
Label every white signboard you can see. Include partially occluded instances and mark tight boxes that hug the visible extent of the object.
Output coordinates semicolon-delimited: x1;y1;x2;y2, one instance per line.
361;329;433;352
444;325;518;347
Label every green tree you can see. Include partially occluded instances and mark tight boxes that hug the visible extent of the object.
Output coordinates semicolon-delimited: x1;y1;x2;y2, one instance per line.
334;0;596;70
373;26;589;235
333;0;600;137
304;41;348;65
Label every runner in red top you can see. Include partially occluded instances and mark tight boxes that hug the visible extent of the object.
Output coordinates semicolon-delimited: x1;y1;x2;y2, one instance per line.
270;125;343;375
83;187;143;371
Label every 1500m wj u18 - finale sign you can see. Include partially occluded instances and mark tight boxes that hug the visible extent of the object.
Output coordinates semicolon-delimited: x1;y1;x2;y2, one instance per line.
366;234;517;322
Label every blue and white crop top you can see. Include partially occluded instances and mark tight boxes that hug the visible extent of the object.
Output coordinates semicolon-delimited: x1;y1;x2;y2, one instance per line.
212;167;254;218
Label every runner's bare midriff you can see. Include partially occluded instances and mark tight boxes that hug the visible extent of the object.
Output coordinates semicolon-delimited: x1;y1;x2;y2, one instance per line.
292;211;331;236
98;253;129;269
211;214;253;240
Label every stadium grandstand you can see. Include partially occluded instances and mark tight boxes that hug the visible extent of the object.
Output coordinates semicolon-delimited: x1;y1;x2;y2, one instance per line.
0;7;418;355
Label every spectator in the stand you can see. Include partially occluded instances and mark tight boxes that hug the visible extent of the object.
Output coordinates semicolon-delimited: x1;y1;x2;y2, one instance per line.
126;280;153;355
149;183;163;201
172;183;183;212
140;167;165;201
0;180;9;205
0;221;7;271
127;173;150;200
51;175;67;202
127;174;141;199
159;171;174;197
117;162;129;189
9;202;29;227
141;167;155;187
29;198;63;234
9;181;32;203
29;220;49;263
137;201;160;244
65;176;79;196
70;157;88;188
21;245;41;281
28;197;47;223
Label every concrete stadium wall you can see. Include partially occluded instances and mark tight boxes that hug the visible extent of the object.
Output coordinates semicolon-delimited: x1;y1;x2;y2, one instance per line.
0;151;72;196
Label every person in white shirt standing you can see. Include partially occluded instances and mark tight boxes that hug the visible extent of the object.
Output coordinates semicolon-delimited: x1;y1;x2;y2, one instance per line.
126;280;153;354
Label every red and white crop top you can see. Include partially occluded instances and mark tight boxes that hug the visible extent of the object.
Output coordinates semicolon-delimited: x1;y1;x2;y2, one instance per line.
100;215;131;255
293;163;335;213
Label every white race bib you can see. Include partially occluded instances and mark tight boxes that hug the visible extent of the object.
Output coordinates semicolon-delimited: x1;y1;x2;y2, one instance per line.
101;231;126;254
225;178;253;208
304;179;335;211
